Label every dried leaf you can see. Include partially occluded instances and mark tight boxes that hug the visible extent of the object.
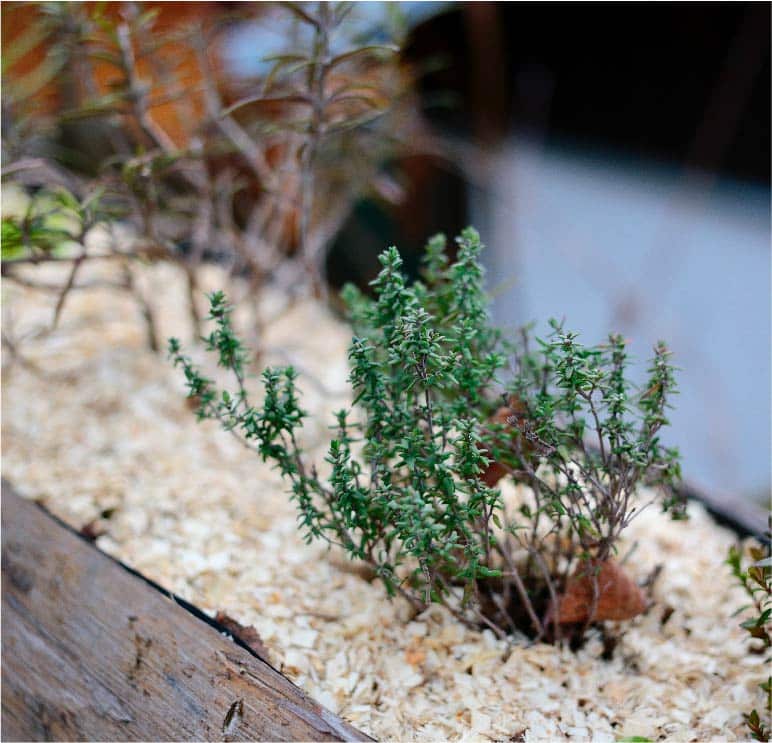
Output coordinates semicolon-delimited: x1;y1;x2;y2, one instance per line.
556;559;646;624
479;395;534;486
79;519;105;542
215;611;270;662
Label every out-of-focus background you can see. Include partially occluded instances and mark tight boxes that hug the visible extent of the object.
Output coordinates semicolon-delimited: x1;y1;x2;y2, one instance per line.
2;1;770;510
430;3;771;509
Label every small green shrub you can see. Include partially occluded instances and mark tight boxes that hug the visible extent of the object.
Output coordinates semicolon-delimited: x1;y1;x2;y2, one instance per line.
170;227;684;643
728;538;772;741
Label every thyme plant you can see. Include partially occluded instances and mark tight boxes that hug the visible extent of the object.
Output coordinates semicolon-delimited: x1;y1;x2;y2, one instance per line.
170;227;684;642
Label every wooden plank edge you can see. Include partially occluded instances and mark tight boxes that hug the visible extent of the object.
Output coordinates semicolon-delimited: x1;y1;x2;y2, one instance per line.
6;482;276;671
1;479;374;742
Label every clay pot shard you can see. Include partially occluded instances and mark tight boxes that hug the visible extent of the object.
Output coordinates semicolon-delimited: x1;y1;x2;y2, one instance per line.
556;559;647;624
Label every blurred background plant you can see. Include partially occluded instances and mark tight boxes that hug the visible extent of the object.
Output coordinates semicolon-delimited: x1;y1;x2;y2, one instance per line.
2;0;429;352
2;1;769;514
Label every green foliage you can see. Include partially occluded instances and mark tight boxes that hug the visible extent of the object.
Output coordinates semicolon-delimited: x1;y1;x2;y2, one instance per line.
746;708;772;743
503;319;685;562
171;227;684;641
728;539;772;741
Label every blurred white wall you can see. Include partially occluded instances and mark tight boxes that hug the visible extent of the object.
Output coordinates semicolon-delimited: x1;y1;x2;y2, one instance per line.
475;139;771;501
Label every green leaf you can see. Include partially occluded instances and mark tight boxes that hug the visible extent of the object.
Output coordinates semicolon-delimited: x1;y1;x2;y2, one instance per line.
477;566;502;578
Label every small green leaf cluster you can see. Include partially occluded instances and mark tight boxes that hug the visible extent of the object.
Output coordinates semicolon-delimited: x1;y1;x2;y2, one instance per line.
171;227;684;641
1;185;101;261
727;539;771;741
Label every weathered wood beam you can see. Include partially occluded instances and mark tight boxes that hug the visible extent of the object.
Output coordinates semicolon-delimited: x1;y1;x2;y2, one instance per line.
1;484;372;742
